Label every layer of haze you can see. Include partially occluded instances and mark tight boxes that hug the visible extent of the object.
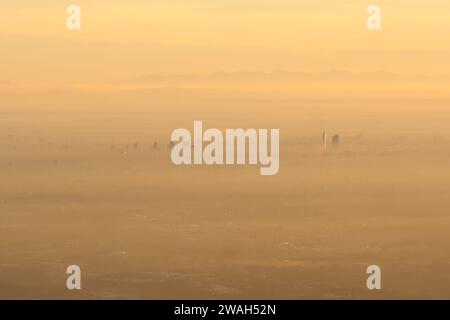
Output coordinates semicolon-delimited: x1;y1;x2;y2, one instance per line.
1;0;450;86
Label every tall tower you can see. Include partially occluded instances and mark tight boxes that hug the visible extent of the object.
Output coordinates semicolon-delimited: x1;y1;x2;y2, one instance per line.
322;132;327;151
332;134;340;146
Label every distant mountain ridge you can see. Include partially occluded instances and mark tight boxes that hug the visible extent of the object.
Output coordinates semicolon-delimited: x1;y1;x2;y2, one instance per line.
120;70;450;85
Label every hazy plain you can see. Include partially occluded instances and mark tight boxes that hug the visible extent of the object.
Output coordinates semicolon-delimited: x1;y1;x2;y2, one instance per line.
1;98;450;299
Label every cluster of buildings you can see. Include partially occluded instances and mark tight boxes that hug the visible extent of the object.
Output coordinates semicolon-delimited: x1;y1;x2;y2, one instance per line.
322;132;340;151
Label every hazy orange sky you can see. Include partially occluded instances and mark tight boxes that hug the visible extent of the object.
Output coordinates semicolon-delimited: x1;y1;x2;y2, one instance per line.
1;0;450;87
